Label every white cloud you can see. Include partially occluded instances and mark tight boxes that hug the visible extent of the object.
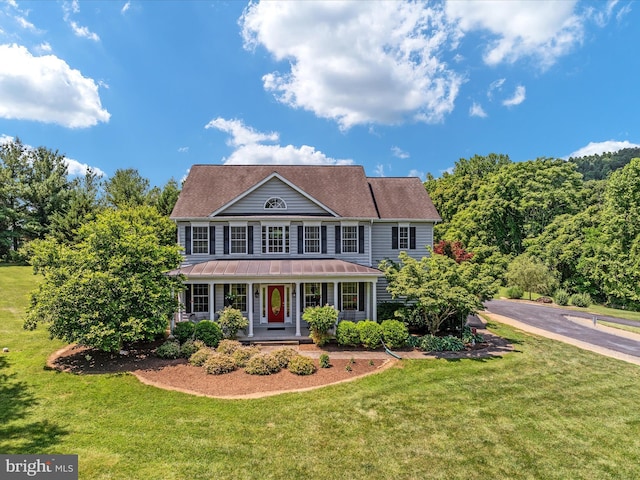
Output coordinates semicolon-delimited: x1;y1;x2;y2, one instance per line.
391;146;409;159
469;102;487;118
408;169;425;180
487;78;505;99
35;42;52;54
567;140;640;158
121;2;131;15
0;44;110;128
446;0;585;69
178;146;189;153
205;117;279;147
502;85;526;107
63;1;100;41
241;1;463;130
374;164;386;177
0;134;105;177
206;117;352;166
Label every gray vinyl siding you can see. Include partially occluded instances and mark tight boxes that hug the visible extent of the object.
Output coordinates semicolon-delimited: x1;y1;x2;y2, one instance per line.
221;177;330;216
370;221;434;266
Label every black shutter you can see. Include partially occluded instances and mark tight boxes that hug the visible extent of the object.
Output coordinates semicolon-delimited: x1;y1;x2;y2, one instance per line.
300;283;304;307
247;226;253;254
392;227;398;249
335;226;341;254
321;226;327;254
185;226;191;255
359;282;365;312
209;226;215;254
410;227;416;250
322;283;328;305
298;225;304;254
223;226;229;254
185;285;192;314
358;225;365;254
223;284;230;306
337;283;342;310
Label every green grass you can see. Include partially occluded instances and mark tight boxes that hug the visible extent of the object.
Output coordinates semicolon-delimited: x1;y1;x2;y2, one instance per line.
3;265;640;479
599;320;640;335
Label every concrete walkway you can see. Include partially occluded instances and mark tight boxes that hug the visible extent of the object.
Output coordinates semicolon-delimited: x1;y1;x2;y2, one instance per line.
482;301;640;366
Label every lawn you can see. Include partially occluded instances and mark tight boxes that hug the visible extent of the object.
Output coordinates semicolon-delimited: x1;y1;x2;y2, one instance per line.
2;265;640;479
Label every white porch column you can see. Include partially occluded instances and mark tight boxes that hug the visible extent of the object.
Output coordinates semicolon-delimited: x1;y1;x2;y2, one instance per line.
333;281;339;310
209;283;215;321
248;282;254;337
295;282;301;336
371;280;377;322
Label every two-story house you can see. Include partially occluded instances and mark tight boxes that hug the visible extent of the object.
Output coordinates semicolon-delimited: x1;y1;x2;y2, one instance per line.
168;165;440;339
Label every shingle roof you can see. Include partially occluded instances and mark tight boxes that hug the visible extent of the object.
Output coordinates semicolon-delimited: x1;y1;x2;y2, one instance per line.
171;164;440;221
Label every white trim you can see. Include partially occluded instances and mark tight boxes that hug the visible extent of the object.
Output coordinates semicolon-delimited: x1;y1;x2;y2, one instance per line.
191;222;209;227
228;221;248;227
260;220;291;226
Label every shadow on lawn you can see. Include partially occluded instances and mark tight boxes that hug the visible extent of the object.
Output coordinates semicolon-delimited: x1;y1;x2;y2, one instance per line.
0;354;68;453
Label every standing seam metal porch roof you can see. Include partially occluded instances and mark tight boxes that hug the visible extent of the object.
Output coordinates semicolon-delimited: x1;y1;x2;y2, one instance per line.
167;259;383;278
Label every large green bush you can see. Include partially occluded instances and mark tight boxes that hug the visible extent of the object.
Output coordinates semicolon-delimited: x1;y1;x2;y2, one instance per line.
288;355;316;375
194;320;223;347
188;348;214;366
179;339;205;358
380;319;409;349
231;346;261;367
271;348;298;369
554;289;570;306
357;320;382;349
173;322;195;343
302;305;339;346
336;321;360;347
505;286;524;299
570;292;592;307
216;339;242;355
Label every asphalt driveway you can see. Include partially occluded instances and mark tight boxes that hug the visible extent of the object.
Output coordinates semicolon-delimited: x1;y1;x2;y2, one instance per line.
484;299;640;361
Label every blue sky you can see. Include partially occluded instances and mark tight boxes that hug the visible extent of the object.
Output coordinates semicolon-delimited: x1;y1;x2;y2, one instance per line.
1;0;639;188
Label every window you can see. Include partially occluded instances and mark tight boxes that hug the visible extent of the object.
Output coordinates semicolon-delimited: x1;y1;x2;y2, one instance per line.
192;284;209;313
262;225;290;253
228;284;247;312
304;226;320;253
192;226;209;254
342;226;358;253
264;197;287;209
230;226;247;254
399;226;409;249
341;282;358;310
304;283;321;308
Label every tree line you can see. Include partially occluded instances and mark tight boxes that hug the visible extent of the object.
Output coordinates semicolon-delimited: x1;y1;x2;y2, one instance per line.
0;138;180;260
423;150;640;311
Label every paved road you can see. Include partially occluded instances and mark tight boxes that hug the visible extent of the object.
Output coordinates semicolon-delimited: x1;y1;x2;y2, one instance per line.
484;299;640;359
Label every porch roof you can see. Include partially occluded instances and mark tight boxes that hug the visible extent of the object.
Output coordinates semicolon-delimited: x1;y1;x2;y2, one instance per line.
167;259;383;279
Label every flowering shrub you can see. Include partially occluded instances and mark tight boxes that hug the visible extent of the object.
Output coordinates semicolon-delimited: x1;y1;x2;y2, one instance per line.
203;353;236;375
302;305;338;346
217;307;249;339
232;346;261;367
188;348;214;366
288;355;316;376
271;348;298;369
244;353;280;375
216;339;242;355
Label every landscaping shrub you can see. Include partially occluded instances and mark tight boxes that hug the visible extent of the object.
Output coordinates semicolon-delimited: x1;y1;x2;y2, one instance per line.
376;302;405;322
194;320;223;347
570;292;592;308
155;340;181;359
216;339;242;355
303;305;339;346
188;348;214;366
244;353;281;375
357;320;382;349
420;335;444;352
231;346;261;367
288;355;316;376
180;339;205;358
406;335;422;348
271;348;298;369
203;353;237;375
554;288;570;306
440;336;465;352
173;322;195;343
395;304;428;331
462;326;484;344
319;353;331;368
336;321;360;347
381;319;409;349
217;306;249;339
505;286;524;299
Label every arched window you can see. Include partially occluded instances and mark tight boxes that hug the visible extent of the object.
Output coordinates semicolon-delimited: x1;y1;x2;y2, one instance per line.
264;197;287;209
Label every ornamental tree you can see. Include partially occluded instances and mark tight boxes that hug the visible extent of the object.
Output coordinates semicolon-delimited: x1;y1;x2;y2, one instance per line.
380;251;497;335
24;206;183;352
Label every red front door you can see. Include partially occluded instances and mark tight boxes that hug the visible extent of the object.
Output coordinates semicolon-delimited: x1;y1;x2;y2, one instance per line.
268;285;285;323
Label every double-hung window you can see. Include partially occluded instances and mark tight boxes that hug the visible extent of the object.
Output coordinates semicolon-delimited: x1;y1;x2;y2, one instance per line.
342;225;358;253
191;284;209;313
262;225;290;253
229;284;247;312
192;226;209;254
230;226;247;254
304;226;320;254
304;283;322;308
341;282;358;310
399;226;409;249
